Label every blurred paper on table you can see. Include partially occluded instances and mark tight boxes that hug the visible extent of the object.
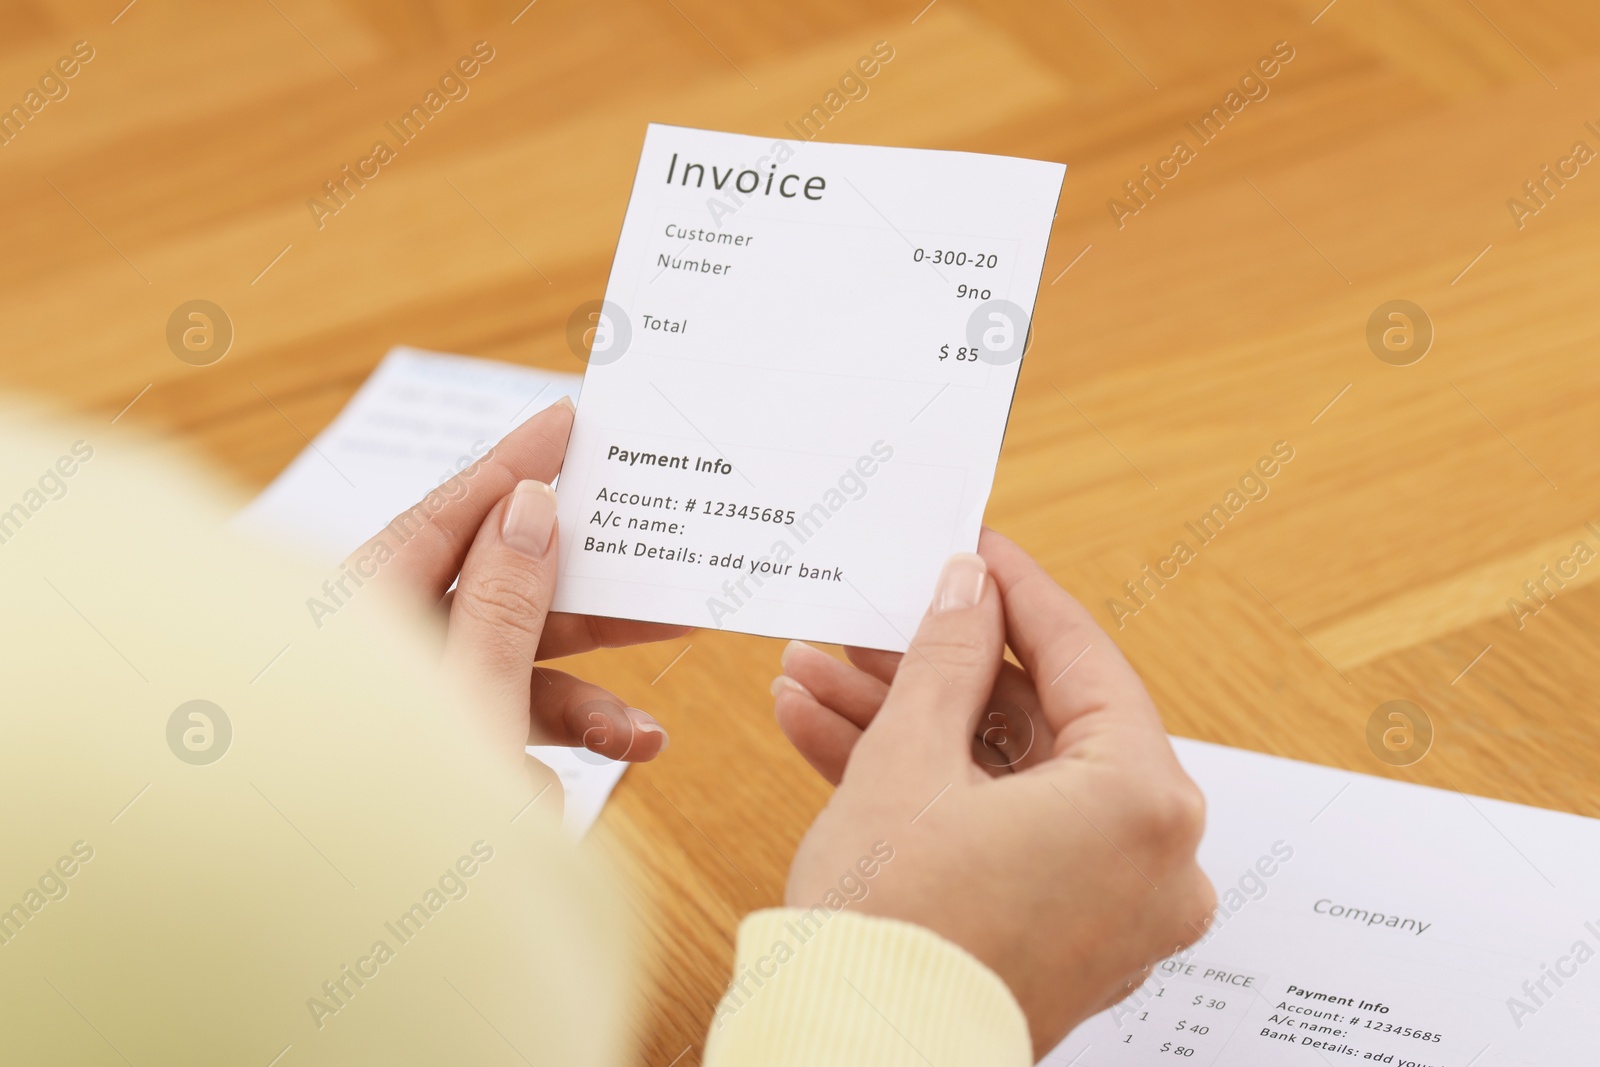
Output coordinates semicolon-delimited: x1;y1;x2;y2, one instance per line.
236;346;622;836
1046;739;1600;1066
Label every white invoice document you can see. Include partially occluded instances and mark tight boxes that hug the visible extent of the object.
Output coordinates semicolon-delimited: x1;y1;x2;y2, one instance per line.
1046;739;1600;1066
551;124;1066;649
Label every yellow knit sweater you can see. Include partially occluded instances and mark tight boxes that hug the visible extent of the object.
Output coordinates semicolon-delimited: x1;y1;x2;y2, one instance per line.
707;909;1032;1065
0;404;1030;1065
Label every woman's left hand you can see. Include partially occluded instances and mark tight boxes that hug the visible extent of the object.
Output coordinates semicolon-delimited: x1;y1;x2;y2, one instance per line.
347;395;687;776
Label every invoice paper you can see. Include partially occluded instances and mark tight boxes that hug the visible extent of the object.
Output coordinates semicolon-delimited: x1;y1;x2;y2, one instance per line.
552;123;1066;649
236;347;623;837
1046;739;1600;1066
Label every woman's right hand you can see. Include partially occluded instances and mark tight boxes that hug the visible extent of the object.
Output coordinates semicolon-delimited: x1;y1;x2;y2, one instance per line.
777;530;1217;1056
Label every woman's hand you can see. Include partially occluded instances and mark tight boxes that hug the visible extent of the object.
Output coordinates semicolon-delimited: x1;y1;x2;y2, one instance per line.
348;396;688;779
775;529;1216;1056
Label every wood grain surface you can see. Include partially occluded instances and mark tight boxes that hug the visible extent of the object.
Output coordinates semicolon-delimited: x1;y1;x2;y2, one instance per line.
4;1;1598;1062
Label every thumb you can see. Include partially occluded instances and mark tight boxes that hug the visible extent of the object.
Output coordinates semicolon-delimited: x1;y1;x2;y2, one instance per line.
444;480;559;760
852;553;1004;783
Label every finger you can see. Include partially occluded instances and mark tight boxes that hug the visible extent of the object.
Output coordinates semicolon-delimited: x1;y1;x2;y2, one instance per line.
784;651;1045;780
436;601;692;660
844;644;1033;776
772;678;859;785
530;667;668;761
792;640;1050;776
351;397;575;605
977;528;1166;743
535;615;693;661
976;662;1056;774
443;480;561;756
843;645;902;685
779;641;888;729
853;552;1005;781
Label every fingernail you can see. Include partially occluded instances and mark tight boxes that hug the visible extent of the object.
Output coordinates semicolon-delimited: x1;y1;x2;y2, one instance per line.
627;707;668;751
933;552;987;614
770;675;811;698
502;480;557;557
552;395;576;413
780;640;815;672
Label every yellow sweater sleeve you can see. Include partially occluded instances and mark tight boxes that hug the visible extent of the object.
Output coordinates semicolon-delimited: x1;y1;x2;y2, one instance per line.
703;908;1032;1067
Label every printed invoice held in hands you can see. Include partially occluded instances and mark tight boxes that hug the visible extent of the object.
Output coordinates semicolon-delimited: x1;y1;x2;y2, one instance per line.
552;124;1066;649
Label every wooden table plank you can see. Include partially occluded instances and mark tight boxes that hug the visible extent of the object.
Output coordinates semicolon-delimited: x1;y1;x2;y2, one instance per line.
4;2;1596;1063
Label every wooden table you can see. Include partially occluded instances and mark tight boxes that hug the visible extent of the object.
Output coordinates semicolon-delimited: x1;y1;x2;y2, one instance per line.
6;1;1598;1061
